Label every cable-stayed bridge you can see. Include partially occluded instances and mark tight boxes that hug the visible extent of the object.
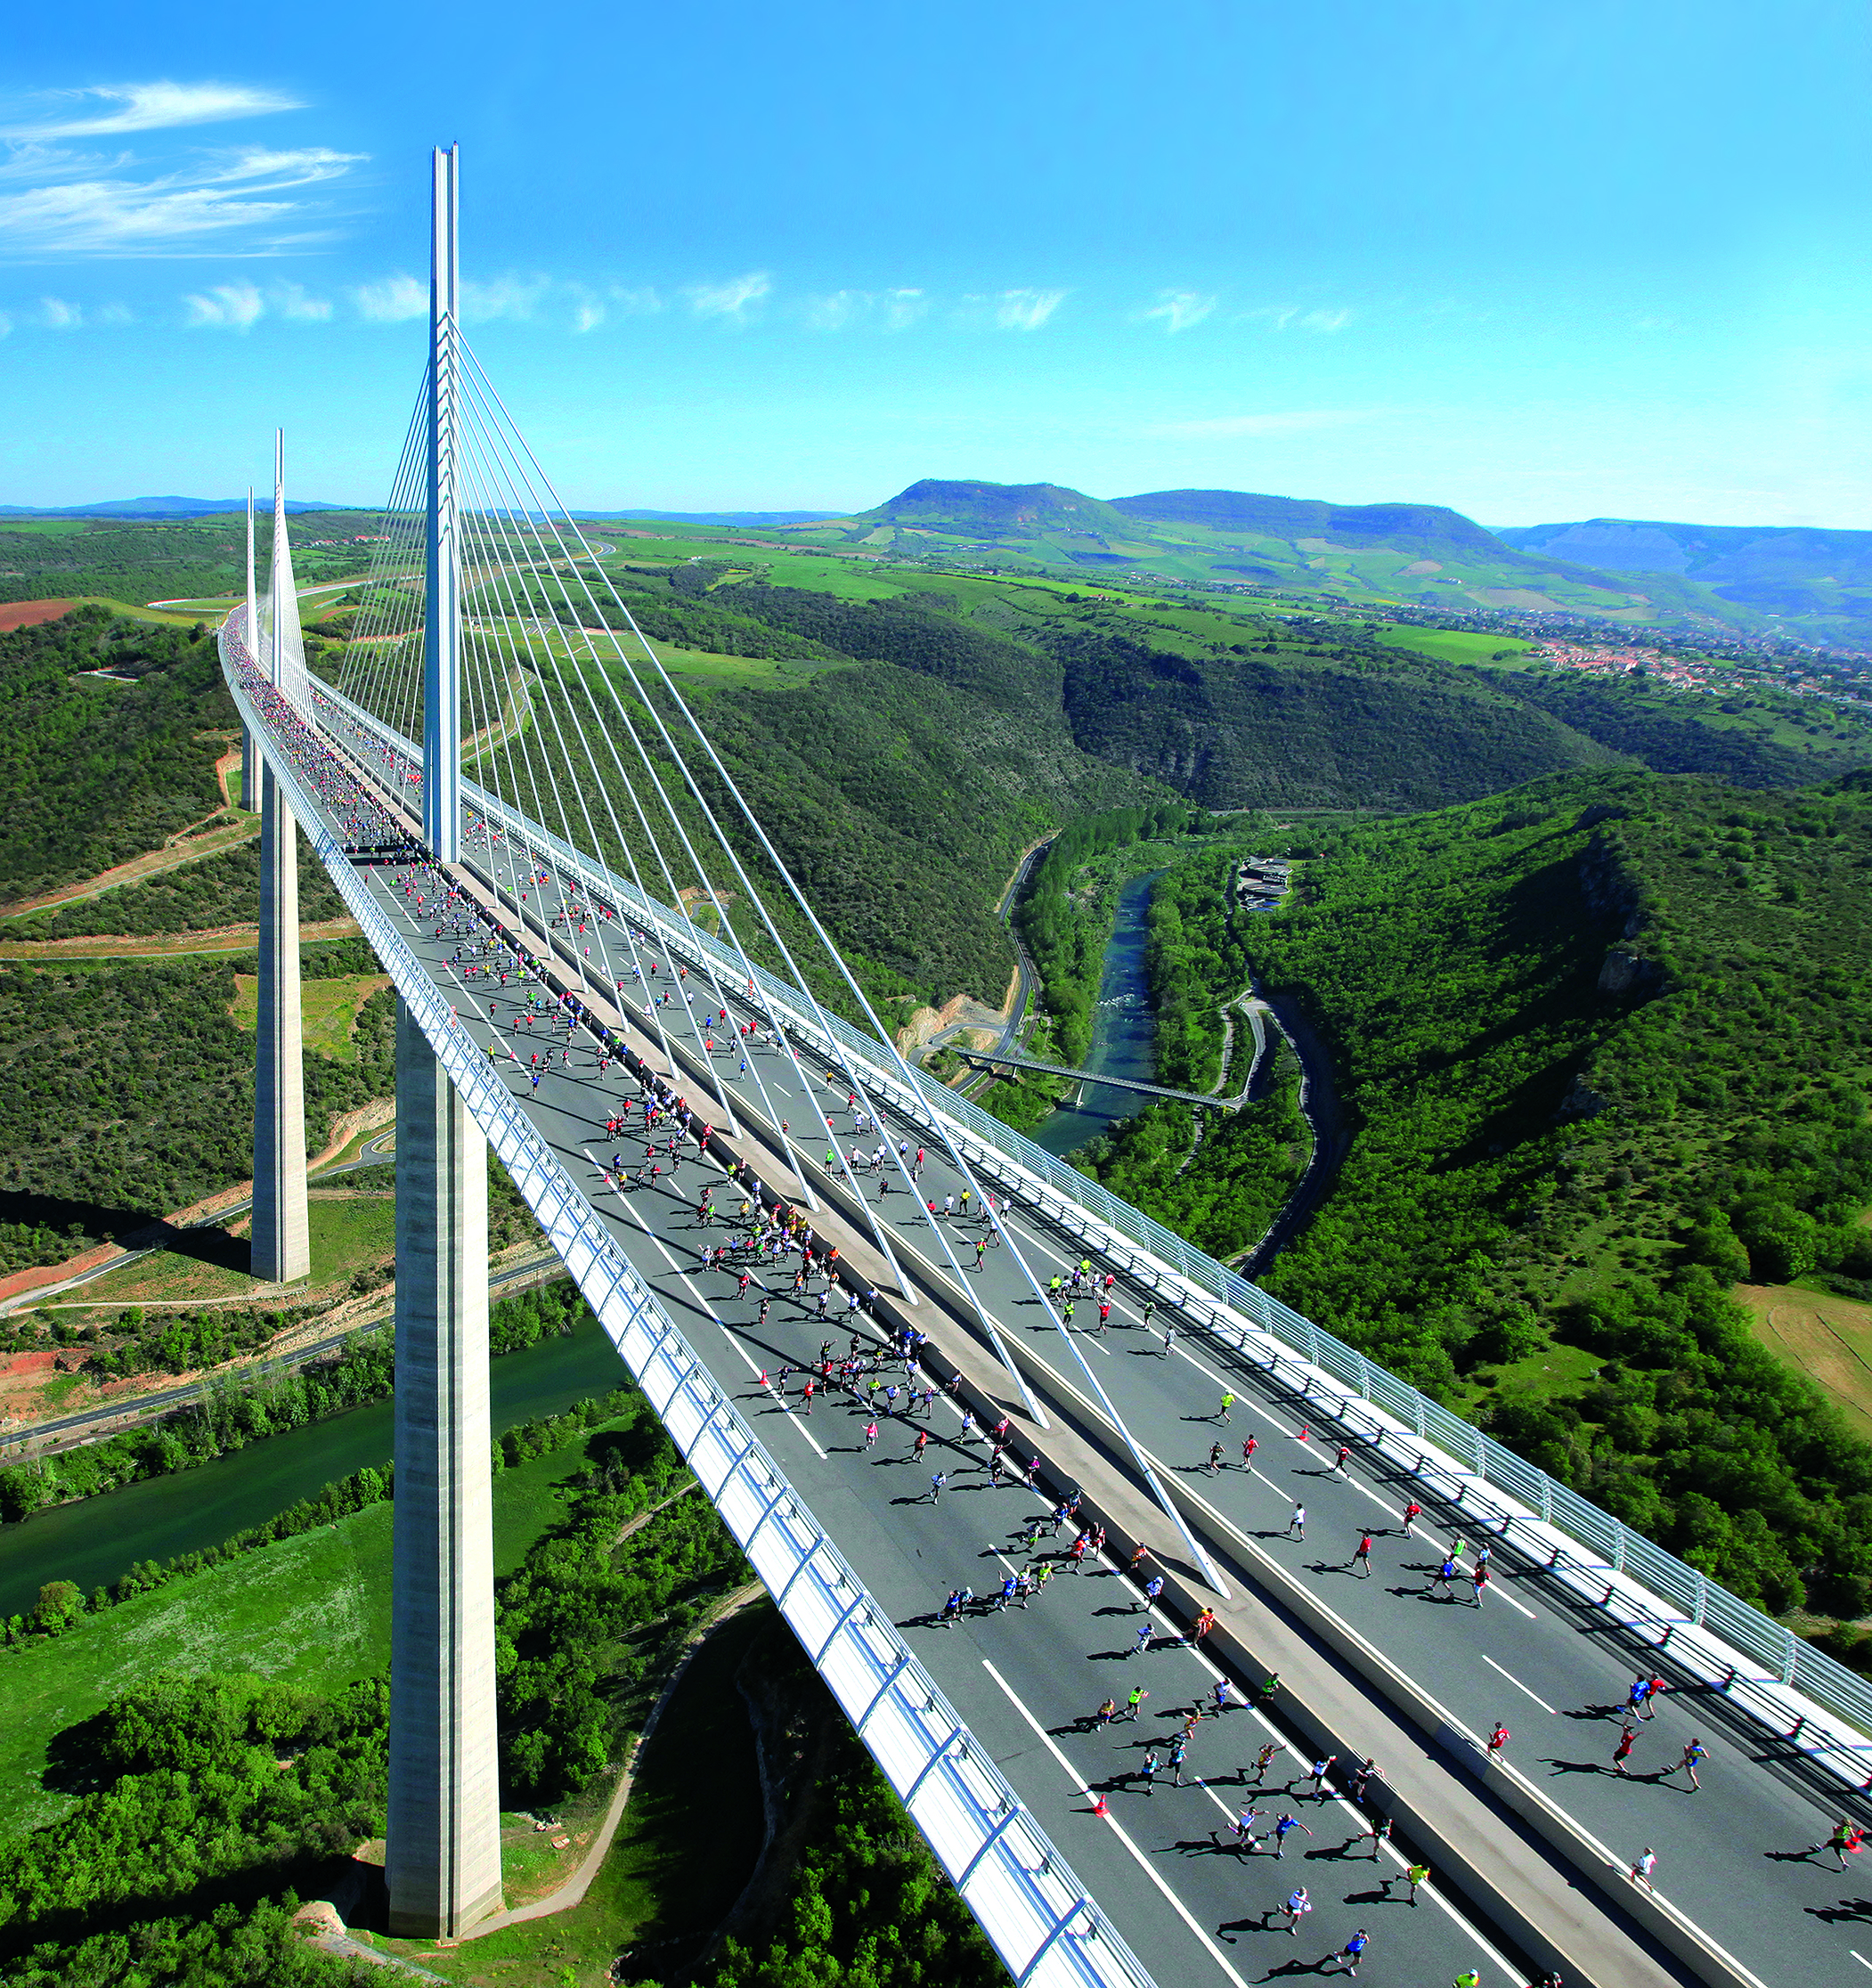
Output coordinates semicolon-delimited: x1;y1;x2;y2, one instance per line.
219;148;1872;1984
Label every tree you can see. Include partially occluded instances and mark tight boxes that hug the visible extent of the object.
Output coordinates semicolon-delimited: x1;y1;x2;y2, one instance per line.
31;1579;83;1635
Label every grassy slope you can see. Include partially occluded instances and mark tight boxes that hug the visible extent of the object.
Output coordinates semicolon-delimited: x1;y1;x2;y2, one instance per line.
0;1433;610;1837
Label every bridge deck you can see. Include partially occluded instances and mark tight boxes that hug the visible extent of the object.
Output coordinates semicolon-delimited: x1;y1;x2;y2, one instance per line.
245;664;1860;1988
957;1046;1229;1107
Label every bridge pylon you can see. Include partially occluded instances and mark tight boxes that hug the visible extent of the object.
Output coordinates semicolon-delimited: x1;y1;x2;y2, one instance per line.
250;760;311;1283
250;438;309;1287
240;485;257;811
386;999;502;1936
422;143;461;863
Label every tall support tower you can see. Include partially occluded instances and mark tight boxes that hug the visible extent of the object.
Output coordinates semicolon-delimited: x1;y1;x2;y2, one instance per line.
241;488;257;810
423;143;461;862
386;144;502;1940
251;436;310;1286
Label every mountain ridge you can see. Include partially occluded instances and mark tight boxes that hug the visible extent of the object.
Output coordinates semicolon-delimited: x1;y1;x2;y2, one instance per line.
832;477;1757;631
0;497;358;519
1497;517;1872;639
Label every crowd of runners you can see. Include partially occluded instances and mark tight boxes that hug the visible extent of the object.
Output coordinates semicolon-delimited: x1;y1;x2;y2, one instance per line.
231;649;1864;1988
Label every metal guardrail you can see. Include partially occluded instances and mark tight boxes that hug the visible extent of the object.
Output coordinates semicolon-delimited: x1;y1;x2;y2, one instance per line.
226;645;1159;1988
305;677;1872;1771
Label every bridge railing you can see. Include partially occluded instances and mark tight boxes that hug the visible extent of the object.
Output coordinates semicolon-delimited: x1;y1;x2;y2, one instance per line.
308;678;1872;1780
230;651;1158;1988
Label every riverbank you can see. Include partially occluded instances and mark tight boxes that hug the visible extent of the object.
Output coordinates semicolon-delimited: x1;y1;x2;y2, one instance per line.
1028;866;1163;1156
0;1300;631;1618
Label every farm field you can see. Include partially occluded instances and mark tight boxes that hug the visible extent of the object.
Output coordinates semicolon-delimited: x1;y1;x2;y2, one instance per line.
1738;1283;1872;1441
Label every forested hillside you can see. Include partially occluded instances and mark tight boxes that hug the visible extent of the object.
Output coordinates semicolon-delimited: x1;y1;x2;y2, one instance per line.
0;608;233;900
0;945;394;1244
1211;770;1872;1617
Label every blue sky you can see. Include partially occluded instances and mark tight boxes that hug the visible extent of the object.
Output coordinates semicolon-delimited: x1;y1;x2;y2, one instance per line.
4;3;1869;526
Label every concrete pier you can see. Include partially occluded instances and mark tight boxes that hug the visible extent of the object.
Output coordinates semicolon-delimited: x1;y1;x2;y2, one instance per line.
386;998;502;1938
250;763;310;1283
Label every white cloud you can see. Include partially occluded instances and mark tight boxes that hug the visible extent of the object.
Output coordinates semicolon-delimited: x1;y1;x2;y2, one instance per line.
0;82;304;142
684;272;770;320
1247;305;1355;334
989;288;1067;331
271;280;330;320
96;300;134;324
1142;290;1216;333
38;296;81;328
0;95;364;259
802;286;926;332
803;288;867;331
0;177;301;255
185;280;265;330
199;146;366;189
461;273;549;322
0;312;12;337
1144;410;1363;440
353;272;426;322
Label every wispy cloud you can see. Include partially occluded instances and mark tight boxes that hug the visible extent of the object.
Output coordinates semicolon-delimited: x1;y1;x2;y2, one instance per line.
1247;305;1355;334
183;277;330;329
0;88;362;259
0;178;306;256
184;280;265;329
684;272;770;321
987;287;1067;331
1144;410;1363;440
38;296;81;328
462;273;549;323
272;280;330;320
566;283;663;332
198;146;364;189
802;286;926;332
353;272;426;322
1141;290;1216;333
0;82;303;142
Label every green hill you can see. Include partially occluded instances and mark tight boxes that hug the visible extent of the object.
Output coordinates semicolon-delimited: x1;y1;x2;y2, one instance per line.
1497;516;1872;642
813;478;1760;631
1099;767;1872;1619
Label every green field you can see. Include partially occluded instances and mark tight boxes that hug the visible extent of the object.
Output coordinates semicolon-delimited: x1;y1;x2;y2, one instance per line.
1370;624;1535;667
0;1426;621;1837
231;970;390;1062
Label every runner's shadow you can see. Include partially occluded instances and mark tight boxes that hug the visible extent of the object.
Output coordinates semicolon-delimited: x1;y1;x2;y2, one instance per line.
1542;1758;1610;1776
1808;1899;1872;1924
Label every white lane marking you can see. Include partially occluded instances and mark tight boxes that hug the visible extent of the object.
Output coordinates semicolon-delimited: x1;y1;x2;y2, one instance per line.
1481;1654;1557;1715
1850;1951;1871;1970
1477;1577;1537;1620
712;1317;828;1461
979;1660;1253;1988
1076;1559;1517;1977
999;1206;1543;1618
588;1151;721;1327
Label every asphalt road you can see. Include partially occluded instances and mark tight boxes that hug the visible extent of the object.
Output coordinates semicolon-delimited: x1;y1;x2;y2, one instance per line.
369;860;1528;1988
371;848;1872;1988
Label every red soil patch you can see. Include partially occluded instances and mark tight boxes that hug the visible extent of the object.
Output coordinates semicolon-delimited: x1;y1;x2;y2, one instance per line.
0;599;76;632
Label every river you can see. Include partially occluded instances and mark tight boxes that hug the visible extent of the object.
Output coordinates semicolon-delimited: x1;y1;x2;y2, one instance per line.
0;1303;628;1619
1030;869;1162;1158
